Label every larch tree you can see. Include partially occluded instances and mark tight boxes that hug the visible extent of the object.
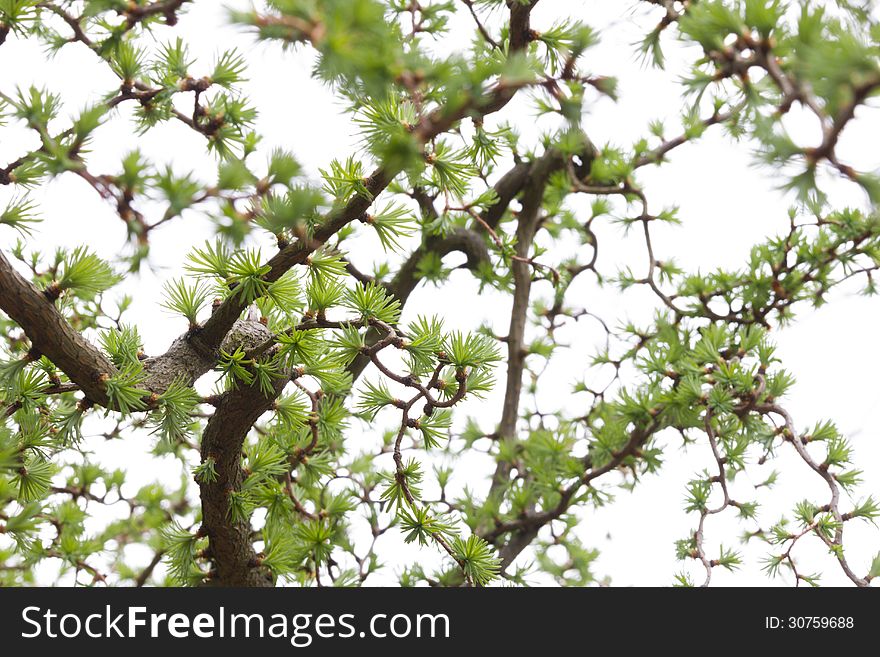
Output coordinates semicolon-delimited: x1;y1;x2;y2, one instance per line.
0;0;879;588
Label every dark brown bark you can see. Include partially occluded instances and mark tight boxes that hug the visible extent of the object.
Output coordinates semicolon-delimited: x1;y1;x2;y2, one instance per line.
198;368;287;587
509;0;540;51
481;162;532;230
390;228;490;304
0;251;116;406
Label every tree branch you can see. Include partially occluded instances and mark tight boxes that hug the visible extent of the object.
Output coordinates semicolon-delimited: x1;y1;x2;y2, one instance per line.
508;0;540;52
485;149;564;500
0;250;115;406
198;368;287;587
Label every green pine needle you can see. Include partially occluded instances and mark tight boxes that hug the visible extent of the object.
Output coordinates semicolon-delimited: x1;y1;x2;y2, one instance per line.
161;278;212;327
363;202;416;252
450;535;500;586
0;194;41;237
103;366;150;416
344;282;401;323
12;456;56;503
211;49;247;87
398;507;456;546
54;246;120;300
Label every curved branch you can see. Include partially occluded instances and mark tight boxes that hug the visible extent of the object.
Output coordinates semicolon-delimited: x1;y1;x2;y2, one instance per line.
198;370;288;588
390;227;491;302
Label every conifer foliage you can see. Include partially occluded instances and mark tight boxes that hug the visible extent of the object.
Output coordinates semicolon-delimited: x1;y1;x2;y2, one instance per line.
0;0;879;587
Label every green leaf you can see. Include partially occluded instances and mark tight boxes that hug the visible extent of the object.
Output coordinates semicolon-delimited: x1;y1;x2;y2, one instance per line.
356;379;397;420
416;409;452;449
150;378;200;443
186;239;233;279
380;458;423;509
103;366;149;415
100;325;143;369
217;348;254;388
211;49;247;87
193;457;218;484
363;202;416;252
398;507;456;546
443;331;501;369
12;456;55;502
161;522;202;585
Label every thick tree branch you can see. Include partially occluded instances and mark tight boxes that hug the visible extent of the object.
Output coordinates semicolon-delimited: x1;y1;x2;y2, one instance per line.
0;251;115;406
508;0;540;52
198;355;287;587
389;228;491;303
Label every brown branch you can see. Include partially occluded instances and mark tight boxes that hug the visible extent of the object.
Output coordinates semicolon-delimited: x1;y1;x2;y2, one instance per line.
0;251;115;406
134;550;165;587
121;0;190;28
36;3;96;50
5;383;79;417
758;403;869;587
198;372;287;587
489;415;663;569
459;0;501;49
485;149;563;503
508;0;540;52
633;107;739;168
346;152;554;384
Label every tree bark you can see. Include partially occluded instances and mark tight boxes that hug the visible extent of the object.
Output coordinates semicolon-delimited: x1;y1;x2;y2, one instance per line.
198;364;288;587
0;251;116;405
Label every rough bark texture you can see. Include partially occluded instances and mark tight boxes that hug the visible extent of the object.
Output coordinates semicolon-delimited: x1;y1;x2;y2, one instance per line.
0;251;116;405
198;319;280;587
142;334;215;394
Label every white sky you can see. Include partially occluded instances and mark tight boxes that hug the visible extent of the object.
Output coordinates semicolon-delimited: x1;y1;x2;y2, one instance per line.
1;0;878;586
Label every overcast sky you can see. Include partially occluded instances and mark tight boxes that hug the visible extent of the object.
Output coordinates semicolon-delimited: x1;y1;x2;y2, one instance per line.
1;0;878;586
